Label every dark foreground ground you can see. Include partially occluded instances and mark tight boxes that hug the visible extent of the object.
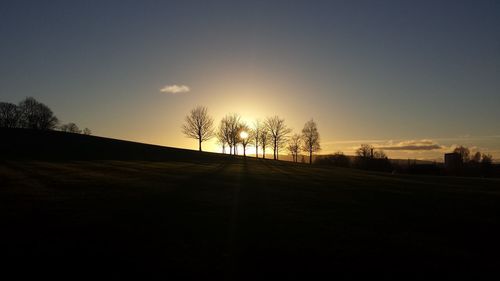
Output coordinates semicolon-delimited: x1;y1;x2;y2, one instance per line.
1;129;500;280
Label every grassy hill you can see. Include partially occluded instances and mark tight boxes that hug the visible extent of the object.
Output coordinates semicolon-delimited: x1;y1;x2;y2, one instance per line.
1;128;500;279
0;127;225;161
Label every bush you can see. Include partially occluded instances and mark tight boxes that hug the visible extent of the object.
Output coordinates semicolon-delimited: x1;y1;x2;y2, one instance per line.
315;152;351;167
353;156;393;172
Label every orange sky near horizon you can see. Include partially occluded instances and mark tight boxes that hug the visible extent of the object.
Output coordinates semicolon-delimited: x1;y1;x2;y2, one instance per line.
1;1;499;163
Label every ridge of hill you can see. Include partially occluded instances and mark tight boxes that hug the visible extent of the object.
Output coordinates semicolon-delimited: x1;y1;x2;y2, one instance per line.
0;128;224;161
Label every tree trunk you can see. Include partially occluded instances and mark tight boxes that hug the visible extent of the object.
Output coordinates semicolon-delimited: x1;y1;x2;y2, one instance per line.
263;147;266;159
198;130;202;152
274;141;277;160
309;150;312;164
243;145;246;157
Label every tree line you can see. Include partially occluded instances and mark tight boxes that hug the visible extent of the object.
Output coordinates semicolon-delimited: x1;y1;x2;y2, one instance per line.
0;97;91;134
452;145;492;166
316;144;392;172
316;144;496;177
182;106;321;163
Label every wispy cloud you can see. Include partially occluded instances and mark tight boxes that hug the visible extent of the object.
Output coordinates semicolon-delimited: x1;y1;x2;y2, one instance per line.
160;84;190;94
322;137;500;161
376;140;443;151
322;139;387;145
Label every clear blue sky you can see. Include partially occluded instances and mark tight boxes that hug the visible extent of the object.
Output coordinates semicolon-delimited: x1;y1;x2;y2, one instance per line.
1;0;499;160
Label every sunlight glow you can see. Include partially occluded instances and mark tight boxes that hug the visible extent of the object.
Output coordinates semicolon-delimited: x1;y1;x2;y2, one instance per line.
240;131;248;139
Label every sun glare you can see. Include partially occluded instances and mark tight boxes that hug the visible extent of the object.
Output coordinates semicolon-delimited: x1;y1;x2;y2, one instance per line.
240;131;248;139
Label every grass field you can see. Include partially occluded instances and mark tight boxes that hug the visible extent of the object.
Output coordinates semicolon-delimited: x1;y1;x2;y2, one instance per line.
1;129;500;279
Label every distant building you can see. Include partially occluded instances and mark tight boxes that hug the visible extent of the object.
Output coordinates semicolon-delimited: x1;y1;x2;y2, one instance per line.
444;153;462;170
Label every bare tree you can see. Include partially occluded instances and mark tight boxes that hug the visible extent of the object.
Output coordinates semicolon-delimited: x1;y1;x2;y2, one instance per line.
356;144;387;159
481;153;493;165
0;102;19;128
216;118;231;153
453;146;470;163
287;134;302;162
259;128;270;159
253;119;262;158
471;151;482;163
83;128;92;135
231;115;242;155
301;119;321;164
265;115;291;160
18;97;59;130
219;116;231;154
481;153;494;175
356;144;374;158
223;113;242;155
60;122;81;133
239;123;253;157
216;129;226;154
182;106;215;152
373;150;387;159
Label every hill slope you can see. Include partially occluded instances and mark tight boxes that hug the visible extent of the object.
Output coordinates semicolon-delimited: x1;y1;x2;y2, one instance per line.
0;128;224;161
1;128;500;279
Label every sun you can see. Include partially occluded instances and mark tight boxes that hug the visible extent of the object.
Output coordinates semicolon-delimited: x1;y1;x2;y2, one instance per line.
240;131;248;139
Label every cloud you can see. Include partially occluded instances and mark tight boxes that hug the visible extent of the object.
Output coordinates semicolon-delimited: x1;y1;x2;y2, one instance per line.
376;140;443;151
322;139;387;145
160;84;190;94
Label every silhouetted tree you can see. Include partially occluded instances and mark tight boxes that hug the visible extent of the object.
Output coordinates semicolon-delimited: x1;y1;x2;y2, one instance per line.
216;129;226;154
60;122;81;133
216;118;231;153
265;115;291;160
239;123;253;157
17;97;58;130
0;102;19;128
330;151;350;167
314;151;350;167
453;146;470;163
481;153;493;165
182;106;215;151
301;119;320;164
83;128;92;135
219;116;231;154
224;113;242;155
471;151;482;163
287;134;301;162
356;144;386;159
253;119;262;158
481;153;493;175
356;144;373;158
354;144;391;171
373;150;387;159
259;127;270;159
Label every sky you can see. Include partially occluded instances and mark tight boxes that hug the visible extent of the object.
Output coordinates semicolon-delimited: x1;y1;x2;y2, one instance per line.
1;0;499;161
